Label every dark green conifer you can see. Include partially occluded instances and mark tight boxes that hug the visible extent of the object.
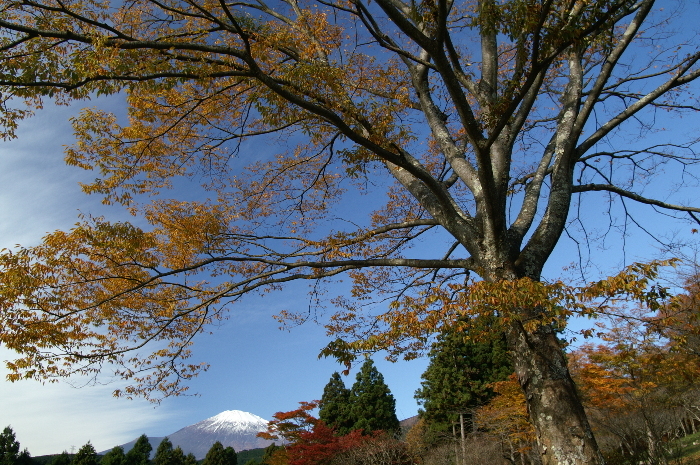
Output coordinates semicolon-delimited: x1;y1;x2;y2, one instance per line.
124;435;151;465
0;426;20;465
259;444;280;465
170;447;186;465
16;449;31;465
183;453;197;465
51;451;73;465
349;359;399;434
202;441;236;465
202;441;224;465
223;447;237;465
318;372;354;435
101;447;125;465
414;318;512;435
73;443;99;465
152;438;173;465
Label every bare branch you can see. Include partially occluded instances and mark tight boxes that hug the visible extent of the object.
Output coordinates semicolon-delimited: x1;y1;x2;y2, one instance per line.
572;183;700;216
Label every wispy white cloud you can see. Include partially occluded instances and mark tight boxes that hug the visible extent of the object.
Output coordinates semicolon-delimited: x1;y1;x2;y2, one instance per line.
0;354;177;456
0;99;177;456
0;98;128;249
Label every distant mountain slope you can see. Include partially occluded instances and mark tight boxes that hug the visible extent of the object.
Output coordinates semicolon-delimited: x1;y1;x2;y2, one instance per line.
103;409;418;460
102;410;276;459
167;410;275;459
399;415;419;431
110;436;165;457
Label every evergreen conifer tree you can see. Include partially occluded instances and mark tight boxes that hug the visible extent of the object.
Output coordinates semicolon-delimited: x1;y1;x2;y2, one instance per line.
259;444;280;465
73;443;99;465
16;450;31;465
152;438;173;465
223;447;237;465
318;372;354;435
183;453;197;465
51;451;73;465
101;447;125;465
202;442;224;465
414;320;512;434
349;359;399;434
0;426;20;465
124;435;151;465
170;447;186;465
201;442;236;465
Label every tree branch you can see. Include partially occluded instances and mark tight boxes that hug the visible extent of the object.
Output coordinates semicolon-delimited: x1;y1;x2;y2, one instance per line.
572;183;700;217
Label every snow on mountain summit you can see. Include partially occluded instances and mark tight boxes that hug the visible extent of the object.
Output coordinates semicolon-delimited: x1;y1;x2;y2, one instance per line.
166;409;275;458
198;410;269;434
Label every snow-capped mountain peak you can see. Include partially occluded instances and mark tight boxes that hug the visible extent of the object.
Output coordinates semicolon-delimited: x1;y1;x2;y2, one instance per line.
197;410;269;434
164;409;274;458
102;410;275;459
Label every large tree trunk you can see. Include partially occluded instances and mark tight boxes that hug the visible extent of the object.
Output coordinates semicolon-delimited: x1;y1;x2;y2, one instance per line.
508;321;605;465
644;416;668;465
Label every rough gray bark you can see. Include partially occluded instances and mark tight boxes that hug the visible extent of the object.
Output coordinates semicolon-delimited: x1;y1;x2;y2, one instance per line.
509;322;604;465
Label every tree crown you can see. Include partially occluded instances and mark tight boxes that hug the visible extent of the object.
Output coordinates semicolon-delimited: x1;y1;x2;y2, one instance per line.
0;0;697;401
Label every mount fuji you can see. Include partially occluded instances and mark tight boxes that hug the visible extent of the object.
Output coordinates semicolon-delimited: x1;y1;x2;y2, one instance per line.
167;410;275;458
108;410;277;459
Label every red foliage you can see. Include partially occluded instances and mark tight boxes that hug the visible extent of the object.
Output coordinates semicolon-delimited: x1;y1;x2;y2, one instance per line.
259;400;408;465
286;422;370;465
258;401;321;443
